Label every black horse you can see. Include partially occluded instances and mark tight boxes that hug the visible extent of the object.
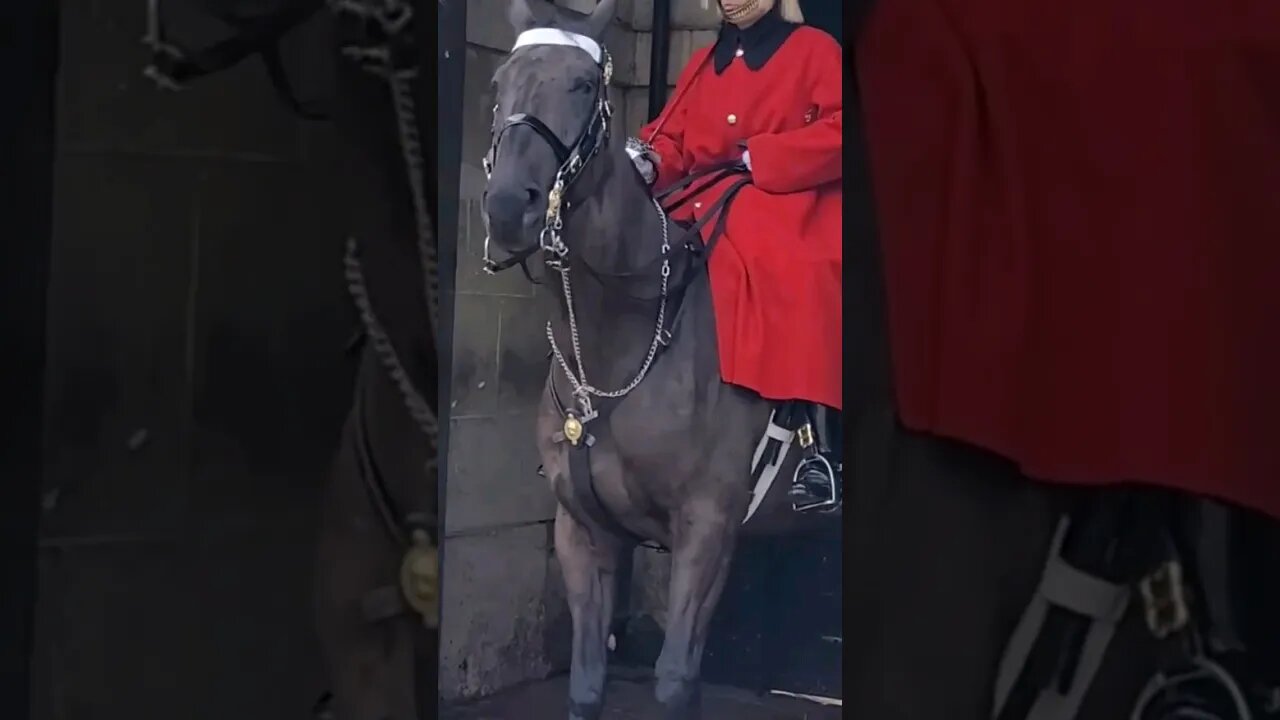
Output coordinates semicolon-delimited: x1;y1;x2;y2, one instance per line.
482;1;838;718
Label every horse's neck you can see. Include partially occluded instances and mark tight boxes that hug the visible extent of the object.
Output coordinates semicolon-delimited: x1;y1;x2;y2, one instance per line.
550;151;668;390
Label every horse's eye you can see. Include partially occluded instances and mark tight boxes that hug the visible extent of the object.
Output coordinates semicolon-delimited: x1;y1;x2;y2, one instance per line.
570;78;593;94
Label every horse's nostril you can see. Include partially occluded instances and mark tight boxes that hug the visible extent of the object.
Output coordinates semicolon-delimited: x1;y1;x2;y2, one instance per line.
524;187;541;204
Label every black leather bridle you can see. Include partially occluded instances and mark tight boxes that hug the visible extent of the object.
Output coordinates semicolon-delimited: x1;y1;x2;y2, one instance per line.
481;43;614;275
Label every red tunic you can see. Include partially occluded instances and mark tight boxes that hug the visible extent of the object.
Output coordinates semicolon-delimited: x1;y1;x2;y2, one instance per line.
858;0;1280;517
640;26;844;410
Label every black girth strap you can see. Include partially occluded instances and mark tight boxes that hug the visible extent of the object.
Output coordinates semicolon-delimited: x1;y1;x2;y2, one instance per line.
546;374;658;550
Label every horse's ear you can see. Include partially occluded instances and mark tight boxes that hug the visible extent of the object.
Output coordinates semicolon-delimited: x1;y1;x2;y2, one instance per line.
508;0;553;31
584;0;617;40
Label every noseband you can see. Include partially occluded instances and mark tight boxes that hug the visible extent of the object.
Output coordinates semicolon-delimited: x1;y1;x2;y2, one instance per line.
482;28;614;274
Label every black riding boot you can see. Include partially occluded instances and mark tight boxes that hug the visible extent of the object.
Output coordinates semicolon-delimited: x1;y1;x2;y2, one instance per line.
788;403;842;511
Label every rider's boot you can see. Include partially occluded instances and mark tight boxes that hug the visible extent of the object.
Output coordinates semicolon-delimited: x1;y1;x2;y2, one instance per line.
788;403;842;511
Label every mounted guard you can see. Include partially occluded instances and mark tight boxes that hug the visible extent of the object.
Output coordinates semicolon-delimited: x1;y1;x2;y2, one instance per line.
480;0;844;717
628;0;844;511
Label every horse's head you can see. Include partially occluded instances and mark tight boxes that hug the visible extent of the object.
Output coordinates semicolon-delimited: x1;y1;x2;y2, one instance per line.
482;0;617;274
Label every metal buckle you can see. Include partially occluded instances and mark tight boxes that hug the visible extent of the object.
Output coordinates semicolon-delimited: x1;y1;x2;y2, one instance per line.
1139;560;1190;639
562;414;585;446
797;423;815;448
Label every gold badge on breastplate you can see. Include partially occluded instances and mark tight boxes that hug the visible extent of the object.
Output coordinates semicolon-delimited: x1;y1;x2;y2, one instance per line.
563;415;584;446
399;528;439;628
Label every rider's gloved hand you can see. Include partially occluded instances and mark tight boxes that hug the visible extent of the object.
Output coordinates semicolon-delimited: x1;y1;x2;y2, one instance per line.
742;150;752;171
626;137;658;185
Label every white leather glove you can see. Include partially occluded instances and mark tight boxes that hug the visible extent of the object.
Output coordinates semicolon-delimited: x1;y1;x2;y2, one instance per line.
626;137;658;185
742;149;752;171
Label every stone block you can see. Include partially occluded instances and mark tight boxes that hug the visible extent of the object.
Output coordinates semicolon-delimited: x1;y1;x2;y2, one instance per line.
439;524;567;700
632;30;654;86
631;28;711;88
631;0;654;30
632;0;722;30
470;0;626;52
40;154;195;539
30;541;192;720
672;0;722;30
447;293;502;418
668;29;718;82
617;0;640;28
173;516;328;718
454;199;534;299
31;514;325;720
443;413;553;533
467;0;517;52
459;46;506;185
496;296;555;411
624;86;656;136
185;161;354;519
459;163;489;205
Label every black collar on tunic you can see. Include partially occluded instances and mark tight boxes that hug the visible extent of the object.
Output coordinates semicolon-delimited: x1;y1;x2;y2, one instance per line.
712;5;798;74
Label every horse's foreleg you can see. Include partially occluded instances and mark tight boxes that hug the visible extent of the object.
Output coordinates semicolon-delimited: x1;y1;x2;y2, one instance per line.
554;504;622;720
654;511;737;720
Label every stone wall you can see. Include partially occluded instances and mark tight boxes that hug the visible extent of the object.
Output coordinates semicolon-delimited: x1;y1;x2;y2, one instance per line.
440;0;721;701
30;4;350;719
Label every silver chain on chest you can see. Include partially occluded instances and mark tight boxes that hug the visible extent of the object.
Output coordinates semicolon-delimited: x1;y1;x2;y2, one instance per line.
546;197;672;419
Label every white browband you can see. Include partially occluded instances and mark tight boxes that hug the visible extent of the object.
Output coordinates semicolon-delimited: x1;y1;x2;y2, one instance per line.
512;28;603;64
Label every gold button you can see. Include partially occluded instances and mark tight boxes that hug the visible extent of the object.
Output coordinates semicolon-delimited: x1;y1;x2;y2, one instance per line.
735;48;744;58
727;113;737;125
694;201;703;209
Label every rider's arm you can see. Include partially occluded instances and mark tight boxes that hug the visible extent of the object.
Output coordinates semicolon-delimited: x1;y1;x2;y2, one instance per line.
745;33;843;194
639;48;710;191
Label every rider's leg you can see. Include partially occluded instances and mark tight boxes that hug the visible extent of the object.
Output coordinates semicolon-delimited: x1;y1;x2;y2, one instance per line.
788;402;842;507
